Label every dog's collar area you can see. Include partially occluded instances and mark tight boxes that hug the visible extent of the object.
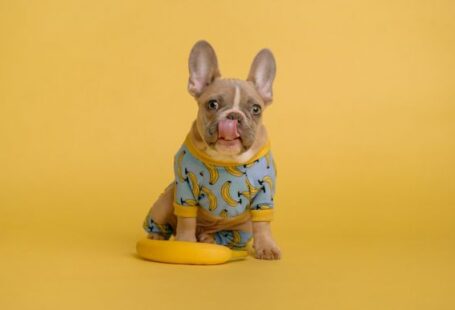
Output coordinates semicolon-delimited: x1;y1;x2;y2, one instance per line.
184;134;271;167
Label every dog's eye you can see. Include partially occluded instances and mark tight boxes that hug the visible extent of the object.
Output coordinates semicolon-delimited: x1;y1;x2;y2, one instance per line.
207;99;219;110
251;104;262;115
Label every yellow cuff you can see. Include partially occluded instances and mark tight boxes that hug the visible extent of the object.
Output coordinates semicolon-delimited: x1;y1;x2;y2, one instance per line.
250;209;273;222
173;203;198;217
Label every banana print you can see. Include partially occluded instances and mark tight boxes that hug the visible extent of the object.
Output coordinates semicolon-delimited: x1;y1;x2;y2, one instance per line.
200;186;217;211
227;231;242;247
185;169;200;198
176;150;186;181
180;198;198;206
246;177;260;195
243;159;259;168
238;189;252;200
219;209;229;218
203;162;219;185
232;231;241;244
257;204;272;210
172;143;275;225
238;177;260;200
224;166;244;177
221;180;241;207
147;141;276;249
258;175;273;193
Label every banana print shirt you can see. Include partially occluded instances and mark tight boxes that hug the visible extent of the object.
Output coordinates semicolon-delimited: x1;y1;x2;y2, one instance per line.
173;135;276;222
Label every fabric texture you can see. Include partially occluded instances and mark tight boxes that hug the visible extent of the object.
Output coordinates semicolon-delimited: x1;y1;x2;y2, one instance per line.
144;215;252;249
173;136;277;221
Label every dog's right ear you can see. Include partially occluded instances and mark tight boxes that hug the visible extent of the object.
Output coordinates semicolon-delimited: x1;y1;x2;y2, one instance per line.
247;49;276;104
188;40;221;97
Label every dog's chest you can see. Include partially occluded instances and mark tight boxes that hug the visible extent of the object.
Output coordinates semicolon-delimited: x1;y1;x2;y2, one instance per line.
177;145;275;218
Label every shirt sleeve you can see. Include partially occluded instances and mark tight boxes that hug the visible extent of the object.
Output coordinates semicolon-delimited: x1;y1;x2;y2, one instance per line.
173;148;199;217
249;152;276;222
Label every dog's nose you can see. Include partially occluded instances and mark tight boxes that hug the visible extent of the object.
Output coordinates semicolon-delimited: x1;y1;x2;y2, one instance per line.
226;112;242;123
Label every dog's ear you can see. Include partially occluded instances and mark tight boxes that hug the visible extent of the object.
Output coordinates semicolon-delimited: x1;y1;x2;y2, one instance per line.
247;49;276;104
188;40;221;97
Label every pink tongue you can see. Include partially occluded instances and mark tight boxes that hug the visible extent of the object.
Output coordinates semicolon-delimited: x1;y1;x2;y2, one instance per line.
218;119;240;140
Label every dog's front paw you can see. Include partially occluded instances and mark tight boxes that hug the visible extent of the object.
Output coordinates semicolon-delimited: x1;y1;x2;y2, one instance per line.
253;236;281;260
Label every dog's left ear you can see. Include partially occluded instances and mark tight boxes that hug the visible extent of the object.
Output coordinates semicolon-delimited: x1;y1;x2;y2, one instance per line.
247;49;276;104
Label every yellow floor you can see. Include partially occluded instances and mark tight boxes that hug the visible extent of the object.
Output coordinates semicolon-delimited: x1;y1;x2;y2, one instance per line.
1;223;454;309
1;0;454;309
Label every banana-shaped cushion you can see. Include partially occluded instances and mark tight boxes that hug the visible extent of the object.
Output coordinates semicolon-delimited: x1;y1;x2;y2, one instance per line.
136;238;248;265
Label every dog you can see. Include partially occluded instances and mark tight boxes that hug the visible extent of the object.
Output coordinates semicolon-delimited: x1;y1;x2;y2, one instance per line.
143;40;280;260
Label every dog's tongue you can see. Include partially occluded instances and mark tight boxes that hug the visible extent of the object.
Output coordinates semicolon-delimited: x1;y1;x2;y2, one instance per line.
218;119;240;140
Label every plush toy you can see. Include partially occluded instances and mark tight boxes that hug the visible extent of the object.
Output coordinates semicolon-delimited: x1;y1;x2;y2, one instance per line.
136;238;248;265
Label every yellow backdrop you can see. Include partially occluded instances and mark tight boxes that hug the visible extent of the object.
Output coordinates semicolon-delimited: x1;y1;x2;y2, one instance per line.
1;0;454;309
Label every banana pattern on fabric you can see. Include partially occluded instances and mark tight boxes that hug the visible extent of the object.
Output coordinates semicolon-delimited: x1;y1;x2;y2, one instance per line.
172;140;276;219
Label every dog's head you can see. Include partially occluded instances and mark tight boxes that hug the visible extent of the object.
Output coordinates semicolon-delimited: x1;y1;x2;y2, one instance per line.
187;40;276;156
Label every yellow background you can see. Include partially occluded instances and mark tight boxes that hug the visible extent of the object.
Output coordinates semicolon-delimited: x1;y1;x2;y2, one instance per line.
1;0;454;309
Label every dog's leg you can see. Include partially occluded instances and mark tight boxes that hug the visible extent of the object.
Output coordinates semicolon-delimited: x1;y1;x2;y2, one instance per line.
198;233;215;244
175;217;197;242
143;182;176;240
252;222;281;260
144;182;197;242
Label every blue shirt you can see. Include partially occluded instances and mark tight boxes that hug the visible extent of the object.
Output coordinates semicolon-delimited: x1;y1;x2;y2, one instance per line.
173;136;276;221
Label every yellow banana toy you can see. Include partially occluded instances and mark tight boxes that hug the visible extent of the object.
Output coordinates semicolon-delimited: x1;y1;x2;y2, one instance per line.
136;238;248;265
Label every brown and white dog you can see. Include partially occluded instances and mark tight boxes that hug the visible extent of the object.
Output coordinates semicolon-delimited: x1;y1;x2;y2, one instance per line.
146;40;280;260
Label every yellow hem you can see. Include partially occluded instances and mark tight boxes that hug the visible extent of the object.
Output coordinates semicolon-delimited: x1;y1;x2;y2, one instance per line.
173;203;198;217
184;134;271;167
250;209;274;222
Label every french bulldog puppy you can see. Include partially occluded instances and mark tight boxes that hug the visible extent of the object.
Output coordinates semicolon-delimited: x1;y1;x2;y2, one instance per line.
143;40;280;260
